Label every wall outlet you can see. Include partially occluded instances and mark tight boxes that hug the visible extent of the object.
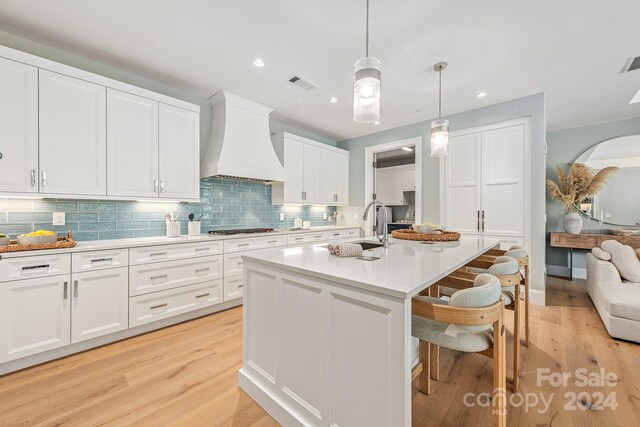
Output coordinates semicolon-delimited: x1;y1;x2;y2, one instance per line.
52;212;65;226
323;213;327;220
279;212;285;221
354;213;358;220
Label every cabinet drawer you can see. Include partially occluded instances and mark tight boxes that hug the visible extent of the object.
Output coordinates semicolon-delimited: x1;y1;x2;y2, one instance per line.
129;254;223;296
224;276;243;301
129;279;223;327
341;228;359;239
224;252;245;277
129;240;222;265
72;249;128;273
325;230;344;241
287;232;328;246
0;254;71;282
223;235;287;253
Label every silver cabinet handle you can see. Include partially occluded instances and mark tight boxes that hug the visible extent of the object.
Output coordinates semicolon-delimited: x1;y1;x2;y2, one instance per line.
150;274;168;281
150;252;168;258
63;281;68;300
238;284;244;288
41;170;47;187
30;169;36;186
238;243;250;247
477;211;480;232
159;180;165;193
482;210;485;232
154;179;158;193
73;280;79;298
196;293;210;299
268;240;278;244
150;303;167;310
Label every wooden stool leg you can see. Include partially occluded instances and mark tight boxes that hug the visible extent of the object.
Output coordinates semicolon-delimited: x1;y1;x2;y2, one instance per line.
428;285;440;381
493;315;507;427
513;285;520;393
524;264;530;347
418;340;431;394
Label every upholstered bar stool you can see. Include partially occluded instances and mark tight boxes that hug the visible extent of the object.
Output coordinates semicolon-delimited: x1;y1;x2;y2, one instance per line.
436;256;522;392
412;274;507;427
471;246;530;347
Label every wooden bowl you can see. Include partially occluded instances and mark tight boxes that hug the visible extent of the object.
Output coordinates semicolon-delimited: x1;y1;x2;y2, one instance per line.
0;236;9;246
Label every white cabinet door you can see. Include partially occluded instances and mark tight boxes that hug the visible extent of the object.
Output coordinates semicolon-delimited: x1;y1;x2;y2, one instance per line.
107;89;159;198
0;276;70;362
481;125;525;238
303;143;322;203
39;70;106;196
0;57;38;194
445;133;482;234
71;267;128;343
375;169;391;204
283;138;305;204
403;165;415;191
390;169;405;205
335;152;350;206
159;103;200;200
319;149;336;204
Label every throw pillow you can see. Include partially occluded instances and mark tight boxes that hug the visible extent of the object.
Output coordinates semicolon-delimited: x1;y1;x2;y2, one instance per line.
636;248;640;260
601;240;640;282
592;247;612;261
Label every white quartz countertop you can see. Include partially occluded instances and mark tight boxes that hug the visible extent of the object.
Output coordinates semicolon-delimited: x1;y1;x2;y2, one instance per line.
242;236;501;299
0;226;359;258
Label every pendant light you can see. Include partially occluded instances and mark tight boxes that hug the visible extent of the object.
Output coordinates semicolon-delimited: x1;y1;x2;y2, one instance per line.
353;0;381;123
431;62;449;157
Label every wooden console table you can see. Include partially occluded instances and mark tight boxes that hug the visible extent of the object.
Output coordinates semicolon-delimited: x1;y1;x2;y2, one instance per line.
550;232;640;279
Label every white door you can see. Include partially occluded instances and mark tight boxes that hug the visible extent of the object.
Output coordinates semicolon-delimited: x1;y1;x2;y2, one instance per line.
0;276;70;362
390;169;405;205
283;138;304;203
107;89;159;198
303;143;322;204
71;267;128;343
319;149;336;204
375;169;391;204
159;103;200;200
445;133;482;234
403;165;415;191
0;58;38;194
39;70;106;196
335;152;349;206
481;125;525;238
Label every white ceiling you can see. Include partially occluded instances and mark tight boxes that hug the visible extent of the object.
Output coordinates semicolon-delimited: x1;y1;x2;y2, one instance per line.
0;0;639;140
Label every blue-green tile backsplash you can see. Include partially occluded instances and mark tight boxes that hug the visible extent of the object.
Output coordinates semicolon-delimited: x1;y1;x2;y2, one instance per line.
0;178;338;241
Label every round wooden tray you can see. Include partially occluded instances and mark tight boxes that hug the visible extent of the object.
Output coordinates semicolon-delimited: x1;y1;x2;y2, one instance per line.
391;229;460;242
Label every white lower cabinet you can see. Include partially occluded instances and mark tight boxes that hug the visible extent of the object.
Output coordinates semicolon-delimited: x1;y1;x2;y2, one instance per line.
224;276;244;301
129;279;223;327
71;267;128;343
0;275;70;362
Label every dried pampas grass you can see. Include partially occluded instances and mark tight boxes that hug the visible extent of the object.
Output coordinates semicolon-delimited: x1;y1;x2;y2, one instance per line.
547;163;618;213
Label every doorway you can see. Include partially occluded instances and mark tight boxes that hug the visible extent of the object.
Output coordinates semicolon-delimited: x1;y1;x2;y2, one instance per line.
364;137;423;237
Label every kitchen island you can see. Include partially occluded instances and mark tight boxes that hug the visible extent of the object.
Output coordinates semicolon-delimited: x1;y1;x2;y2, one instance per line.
239;235;500;427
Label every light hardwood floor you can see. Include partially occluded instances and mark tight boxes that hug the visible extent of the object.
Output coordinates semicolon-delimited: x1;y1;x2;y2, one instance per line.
1;277;639;426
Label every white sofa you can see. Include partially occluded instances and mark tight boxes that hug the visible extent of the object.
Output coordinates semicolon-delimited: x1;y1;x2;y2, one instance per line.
587;248;640;343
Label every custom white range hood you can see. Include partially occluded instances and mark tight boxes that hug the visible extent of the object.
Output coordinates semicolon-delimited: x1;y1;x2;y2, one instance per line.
201;90;286;182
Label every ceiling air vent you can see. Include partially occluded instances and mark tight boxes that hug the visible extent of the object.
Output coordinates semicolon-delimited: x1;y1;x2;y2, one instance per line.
287;75;318;92
623;56;640;73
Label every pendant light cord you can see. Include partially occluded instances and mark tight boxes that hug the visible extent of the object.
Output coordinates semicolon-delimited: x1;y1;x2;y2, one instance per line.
438;69;442;120
365;0;369;57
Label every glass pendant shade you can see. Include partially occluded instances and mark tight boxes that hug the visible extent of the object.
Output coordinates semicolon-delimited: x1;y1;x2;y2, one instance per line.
430;118;449;157
353;57;381;123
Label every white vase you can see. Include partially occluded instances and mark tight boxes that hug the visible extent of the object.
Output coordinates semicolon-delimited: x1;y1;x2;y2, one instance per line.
563;212;583;234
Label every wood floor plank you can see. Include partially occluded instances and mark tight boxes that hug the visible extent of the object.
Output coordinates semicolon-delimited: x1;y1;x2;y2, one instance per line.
0;277;638;426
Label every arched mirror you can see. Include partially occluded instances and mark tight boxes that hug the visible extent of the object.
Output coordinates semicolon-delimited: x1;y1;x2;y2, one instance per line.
575;135;640;226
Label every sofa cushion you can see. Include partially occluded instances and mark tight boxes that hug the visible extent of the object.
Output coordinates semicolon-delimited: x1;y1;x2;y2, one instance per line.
601;240;640;282
595;280;640;322
592;247;612;261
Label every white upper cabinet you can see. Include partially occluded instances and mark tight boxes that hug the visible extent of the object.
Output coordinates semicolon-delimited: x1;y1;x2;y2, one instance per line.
0;57;38;193
159;103;200;200
0;45;200;200
445;133;482;234
375;165;412;206
403;165;415;191
272;132;349;206
107;89;159;198
39;70;107;196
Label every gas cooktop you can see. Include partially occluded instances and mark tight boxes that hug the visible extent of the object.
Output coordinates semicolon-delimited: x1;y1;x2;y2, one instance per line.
208;228;275;236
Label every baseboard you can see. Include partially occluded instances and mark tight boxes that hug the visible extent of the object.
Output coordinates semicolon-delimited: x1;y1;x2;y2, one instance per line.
546;264;587;280
529;289;546;306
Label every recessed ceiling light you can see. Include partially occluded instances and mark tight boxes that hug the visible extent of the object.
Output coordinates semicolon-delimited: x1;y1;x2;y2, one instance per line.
329;96;338;103
374;120;381;125
253;57;265;67
402;146;414;152
476;91;488;98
